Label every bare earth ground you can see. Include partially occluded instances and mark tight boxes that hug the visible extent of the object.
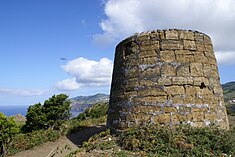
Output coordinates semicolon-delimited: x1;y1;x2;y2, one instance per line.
11;125;106;157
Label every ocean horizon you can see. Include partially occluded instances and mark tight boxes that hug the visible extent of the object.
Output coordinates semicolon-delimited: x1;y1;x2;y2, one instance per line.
0;105;81;117
0;105;28;116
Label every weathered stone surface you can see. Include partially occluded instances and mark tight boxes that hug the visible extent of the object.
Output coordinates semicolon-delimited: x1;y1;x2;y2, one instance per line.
165;30;179;39
183;40;196;50
179;31;194;40
161;40;183;50
160;50;175;62
107;29;229;133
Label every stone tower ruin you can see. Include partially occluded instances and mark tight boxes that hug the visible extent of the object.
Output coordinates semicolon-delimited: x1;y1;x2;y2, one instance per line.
107;29;229;132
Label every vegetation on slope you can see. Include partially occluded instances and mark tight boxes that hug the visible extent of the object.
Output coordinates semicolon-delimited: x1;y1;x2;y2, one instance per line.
72;125;235;157
222;82;235;117
222;81;235;102
69;93;109;112
23;94;71;132
0;112;19;156
0;94;71;156
66;102;108;134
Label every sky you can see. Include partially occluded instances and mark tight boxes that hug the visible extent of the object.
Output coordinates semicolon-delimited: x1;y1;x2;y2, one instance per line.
0;0;235;106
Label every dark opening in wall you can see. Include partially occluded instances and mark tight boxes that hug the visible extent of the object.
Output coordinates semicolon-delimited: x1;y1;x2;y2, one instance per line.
200;82;206;89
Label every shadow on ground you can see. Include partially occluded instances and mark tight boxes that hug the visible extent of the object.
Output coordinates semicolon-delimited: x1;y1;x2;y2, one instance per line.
66;125;107;146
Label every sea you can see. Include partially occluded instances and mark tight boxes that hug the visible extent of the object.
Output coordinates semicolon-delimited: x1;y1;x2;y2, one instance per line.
0;105;81;117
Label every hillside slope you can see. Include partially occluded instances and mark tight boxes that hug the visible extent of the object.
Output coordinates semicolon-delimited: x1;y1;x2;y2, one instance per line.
69;93;109;112
222;81;235;102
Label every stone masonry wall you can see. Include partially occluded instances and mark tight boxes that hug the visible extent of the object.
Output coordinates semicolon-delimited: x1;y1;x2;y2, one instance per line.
107;29;229;132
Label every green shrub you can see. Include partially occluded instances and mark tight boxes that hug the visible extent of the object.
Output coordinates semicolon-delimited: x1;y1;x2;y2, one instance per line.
119;125;235;156
66;102;108;134
75;102;108;121
9;129;60;155
23;94;71;132
0;112;20;156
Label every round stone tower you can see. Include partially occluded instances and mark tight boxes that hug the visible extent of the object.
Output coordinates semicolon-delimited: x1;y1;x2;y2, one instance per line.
107;29;229;132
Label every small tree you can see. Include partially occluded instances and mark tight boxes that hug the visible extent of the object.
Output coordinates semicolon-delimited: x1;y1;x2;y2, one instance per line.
42;94;71;129
24;94;71;132
24;103;46;132
0;112;19;157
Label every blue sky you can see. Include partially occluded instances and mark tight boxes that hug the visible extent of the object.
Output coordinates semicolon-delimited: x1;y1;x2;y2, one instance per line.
0;0;235;106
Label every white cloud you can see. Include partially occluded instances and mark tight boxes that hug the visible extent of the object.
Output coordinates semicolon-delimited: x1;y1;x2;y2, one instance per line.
0;87;49;96
215;51;235;64
56;57;113;91
95;0;235;64
56;78;81;91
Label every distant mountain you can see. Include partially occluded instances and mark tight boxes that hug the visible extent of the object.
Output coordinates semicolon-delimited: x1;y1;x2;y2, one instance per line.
222;82;235;102
69;93;109;112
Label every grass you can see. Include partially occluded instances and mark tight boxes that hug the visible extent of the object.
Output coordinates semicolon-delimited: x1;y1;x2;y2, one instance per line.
66;102;108;134
72;124;235;157
9;129;60;155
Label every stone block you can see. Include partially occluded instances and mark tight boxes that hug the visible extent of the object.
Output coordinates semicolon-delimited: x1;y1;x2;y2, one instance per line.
140;42;160;51
154;114;171;124
141;66;161;77
193;112;204;122
161;40;183;50
138;87;166;97
175;50;195;63
124;78;138;90
165;86;185;95
172;77;188;85
185;85;196;96
183;95;195;104
158;30;165;39
165;30;179;39
190;63;203;77
192;107;208;113
124;67;139;79
141;39;159;46
179;31;194;40
172;114;188;124
150;31;160;40
183;40;196;50
176;65;190;76
124;91;138;98
205;44;214;53
204;35;211;44
137;33;150;42
140;50;157;58
194;52;208;63
139;80;155;87
196;43;205;51
142;96;167;103
194;33;204;42
138;105;161;113
210;65;219;78
179;106;191;113
203;64;212;77
124;58;139;67
161;64;176;77
158;77;172;85
172;95;184;104
164;106;177;113
140;57;157;64
160;50;175;62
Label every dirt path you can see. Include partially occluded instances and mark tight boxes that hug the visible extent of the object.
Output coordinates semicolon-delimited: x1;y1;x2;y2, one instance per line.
11;125;106;157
